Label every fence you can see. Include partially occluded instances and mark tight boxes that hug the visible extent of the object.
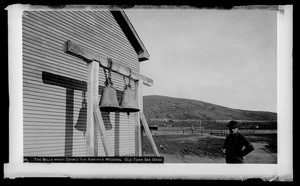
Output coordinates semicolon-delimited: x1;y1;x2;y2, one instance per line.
147;120;277;130
151;127;277;135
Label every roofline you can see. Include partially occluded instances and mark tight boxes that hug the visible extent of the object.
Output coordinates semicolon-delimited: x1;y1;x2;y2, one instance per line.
110;11;150;62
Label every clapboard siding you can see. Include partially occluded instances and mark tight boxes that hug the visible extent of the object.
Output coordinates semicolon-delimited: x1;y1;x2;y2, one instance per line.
23;11;138;70
23;10;139;157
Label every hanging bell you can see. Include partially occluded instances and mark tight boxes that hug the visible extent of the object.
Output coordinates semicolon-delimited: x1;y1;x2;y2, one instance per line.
75;98;87;132
120;85;140;115
99;60;121;113
99;85;121;112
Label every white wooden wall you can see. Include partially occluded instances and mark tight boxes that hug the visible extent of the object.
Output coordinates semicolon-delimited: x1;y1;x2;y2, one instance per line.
23;11;139;156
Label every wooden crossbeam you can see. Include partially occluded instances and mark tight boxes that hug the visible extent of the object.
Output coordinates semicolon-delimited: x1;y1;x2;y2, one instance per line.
93;105;113;156
63;40;153;86
140;112;160;156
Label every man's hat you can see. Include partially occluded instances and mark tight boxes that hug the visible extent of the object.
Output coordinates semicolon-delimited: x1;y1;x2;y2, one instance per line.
226;120;239;128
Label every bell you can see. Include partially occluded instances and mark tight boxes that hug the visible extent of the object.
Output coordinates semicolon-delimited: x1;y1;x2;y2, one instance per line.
120;86;140;114
75;98;87;132
99;86;121;112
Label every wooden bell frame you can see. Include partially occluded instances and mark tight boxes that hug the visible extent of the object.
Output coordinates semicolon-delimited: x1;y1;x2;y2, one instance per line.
63;40;159;157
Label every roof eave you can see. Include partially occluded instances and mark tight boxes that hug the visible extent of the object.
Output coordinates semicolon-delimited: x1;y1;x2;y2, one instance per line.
111;10;150;62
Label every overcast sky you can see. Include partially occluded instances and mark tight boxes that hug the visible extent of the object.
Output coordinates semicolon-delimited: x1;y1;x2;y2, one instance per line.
126;9;277;112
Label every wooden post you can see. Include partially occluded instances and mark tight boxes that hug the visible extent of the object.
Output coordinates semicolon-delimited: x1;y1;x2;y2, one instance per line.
86;61;99;156
191;124;194;134
140;112;160;156
93;105;113;156
200;120;202;132
135;80;143;156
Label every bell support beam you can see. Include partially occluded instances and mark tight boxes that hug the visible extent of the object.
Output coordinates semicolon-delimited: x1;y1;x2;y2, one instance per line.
63;40;153;87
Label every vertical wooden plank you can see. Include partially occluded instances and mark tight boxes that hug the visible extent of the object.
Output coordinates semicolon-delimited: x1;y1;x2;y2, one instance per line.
86;61;99;156
139;80;144;156
135;80;142;156
140;112;160;156
93;105;113;156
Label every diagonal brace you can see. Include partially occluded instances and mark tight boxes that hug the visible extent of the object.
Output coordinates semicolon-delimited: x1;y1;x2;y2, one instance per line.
93;105;113;156
140;112;160;156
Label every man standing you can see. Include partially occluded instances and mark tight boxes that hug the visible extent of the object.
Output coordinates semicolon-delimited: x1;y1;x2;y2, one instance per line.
222;120;254;163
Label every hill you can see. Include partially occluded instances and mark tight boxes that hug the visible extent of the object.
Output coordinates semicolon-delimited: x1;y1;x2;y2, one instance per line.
143;95;277;129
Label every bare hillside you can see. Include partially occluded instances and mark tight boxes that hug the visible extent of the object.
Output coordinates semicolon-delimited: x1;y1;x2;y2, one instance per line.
143;95;277;121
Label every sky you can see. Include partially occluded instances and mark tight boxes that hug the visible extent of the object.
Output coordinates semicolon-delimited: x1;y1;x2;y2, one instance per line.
125;8;277;112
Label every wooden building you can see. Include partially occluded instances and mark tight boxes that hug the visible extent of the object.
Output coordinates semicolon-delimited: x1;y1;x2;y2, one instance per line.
23;10;156;157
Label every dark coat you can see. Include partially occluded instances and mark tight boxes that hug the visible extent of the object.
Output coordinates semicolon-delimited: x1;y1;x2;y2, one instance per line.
223;132;254;163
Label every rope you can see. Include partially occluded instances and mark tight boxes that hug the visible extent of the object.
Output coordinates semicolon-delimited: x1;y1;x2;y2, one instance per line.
103;67;109;87
123;75;127;89
102;58;114;87
122;67;132;89
107;58;113;86
102;58;133;89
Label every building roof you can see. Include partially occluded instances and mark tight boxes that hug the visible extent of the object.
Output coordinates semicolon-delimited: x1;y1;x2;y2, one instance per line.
111;11;150;62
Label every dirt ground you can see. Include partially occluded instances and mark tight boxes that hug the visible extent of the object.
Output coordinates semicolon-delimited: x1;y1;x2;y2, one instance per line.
143;132;277;164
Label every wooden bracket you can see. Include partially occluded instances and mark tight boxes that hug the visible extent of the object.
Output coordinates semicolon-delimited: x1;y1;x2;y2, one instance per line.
140;112;160;156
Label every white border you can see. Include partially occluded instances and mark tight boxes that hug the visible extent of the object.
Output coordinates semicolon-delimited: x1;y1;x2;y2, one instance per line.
4;5;293;181
276;5;293;180
7;4;23;165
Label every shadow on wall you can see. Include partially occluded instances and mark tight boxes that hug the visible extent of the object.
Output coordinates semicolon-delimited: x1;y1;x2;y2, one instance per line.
42;71;121;156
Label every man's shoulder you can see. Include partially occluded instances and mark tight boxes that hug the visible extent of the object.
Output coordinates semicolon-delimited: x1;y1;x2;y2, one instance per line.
237;132;252;143
237;132;247;139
